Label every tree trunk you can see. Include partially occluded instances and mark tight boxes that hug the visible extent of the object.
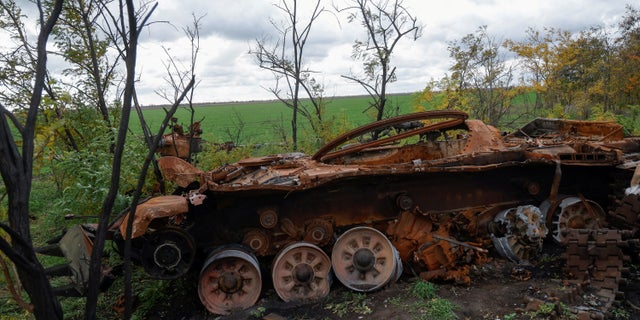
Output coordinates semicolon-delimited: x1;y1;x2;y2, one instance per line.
5;173;63;319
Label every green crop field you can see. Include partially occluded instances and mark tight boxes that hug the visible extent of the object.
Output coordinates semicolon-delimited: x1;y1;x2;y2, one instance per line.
130;94;422;144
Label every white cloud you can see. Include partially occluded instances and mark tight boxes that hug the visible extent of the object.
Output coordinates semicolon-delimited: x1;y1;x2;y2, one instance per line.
9;0;626;105
142;0;628;105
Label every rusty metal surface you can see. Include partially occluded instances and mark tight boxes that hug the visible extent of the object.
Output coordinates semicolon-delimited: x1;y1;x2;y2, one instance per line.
46;111;640;314
156;121;203;159
271;242;332;302
119;195;189;238
151;112;638;291
157;157;203;188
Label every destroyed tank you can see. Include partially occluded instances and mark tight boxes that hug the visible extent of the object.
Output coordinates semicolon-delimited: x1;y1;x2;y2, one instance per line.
43;110;640;315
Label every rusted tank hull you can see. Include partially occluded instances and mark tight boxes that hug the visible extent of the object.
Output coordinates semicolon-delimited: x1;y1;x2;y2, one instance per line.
40;111;640;316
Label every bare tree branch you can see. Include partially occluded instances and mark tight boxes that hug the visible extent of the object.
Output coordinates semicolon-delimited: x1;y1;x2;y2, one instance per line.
251;0;328;149
337;0;422;122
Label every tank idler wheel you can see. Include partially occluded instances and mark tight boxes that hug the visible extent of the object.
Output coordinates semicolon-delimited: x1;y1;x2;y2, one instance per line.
198;247;262;315
541;196;606;244
141;226;196;279
272;242;332;302
331;226;402;292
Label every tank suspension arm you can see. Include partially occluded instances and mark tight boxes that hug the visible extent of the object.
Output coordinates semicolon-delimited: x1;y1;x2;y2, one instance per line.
549;160;562;202
432;234;488;253
631;164;640;188
577;193;596;219
628;164;640;195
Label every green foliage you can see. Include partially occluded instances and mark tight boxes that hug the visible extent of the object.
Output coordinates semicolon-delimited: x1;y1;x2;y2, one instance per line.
524;302;576;320
610;307;631;320
504;313;517;320
588;104;617;121
408;281;458;320
325;291;372;317
26;104;157;235
47;132;151;220
248;306;266;318
411;280;438;300
528;302;555;318
0;1;38;111
0;252;33;320
617;105;640;135
195;143;257;170
424;298;458;320
546;103;573;119
298;108;353;154
447;25;517;126
132;279;172;318
0;311;33;320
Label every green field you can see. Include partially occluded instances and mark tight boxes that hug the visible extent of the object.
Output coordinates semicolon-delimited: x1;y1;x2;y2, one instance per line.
131;94;421;144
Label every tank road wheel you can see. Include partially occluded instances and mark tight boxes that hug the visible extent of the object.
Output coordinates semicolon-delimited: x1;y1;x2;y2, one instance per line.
141;227;196;279
540;196;606;244
491;205;548;263
331;226;402;292
198;247;262;315
271;242;332;302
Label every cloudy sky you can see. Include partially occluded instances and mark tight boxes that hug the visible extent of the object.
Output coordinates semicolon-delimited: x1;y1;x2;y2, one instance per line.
24;0;637;105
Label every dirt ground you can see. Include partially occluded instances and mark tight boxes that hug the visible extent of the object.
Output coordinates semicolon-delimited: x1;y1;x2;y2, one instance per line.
143;243;640;320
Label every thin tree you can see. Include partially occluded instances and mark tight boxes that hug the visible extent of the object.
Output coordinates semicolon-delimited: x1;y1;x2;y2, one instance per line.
448;25;517;126
83;0;157;317
617;5;640;105
0;0;65;318
338;0;422;123
0;0;80;152
82;2;198;318
53;0;115;125
252;0;326;150
505;27;556;113
153;13;204;163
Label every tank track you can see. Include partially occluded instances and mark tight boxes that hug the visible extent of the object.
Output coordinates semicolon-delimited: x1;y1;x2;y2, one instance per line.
562;193;640;318
609;193;640;229
563;229;629;317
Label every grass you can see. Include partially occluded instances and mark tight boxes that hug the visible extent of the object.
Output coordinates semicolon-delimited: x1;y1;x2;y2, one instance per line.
410;281;458;320
130;94;421;144
325;291;373;317
411;279;438;300
524;302;576;320
424;298;458;320
385;280;459;320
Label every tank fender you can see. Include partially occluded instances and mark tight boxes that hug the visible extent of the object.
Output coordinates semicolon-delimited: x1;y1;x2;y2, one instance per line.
157;156;204;188
119;195;190;238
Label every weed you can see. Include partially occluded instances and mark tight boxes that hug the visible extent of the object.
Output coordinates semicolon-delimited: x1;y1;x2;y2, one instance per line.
249;306;266;318
504;313;517;320
0;314;33;320
610;307;630;320
525;302;576;320
411;280;438;300
525;302;555;318
558;302;577;319
424;297;457;320
388;295;404;307
325;291;372;317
